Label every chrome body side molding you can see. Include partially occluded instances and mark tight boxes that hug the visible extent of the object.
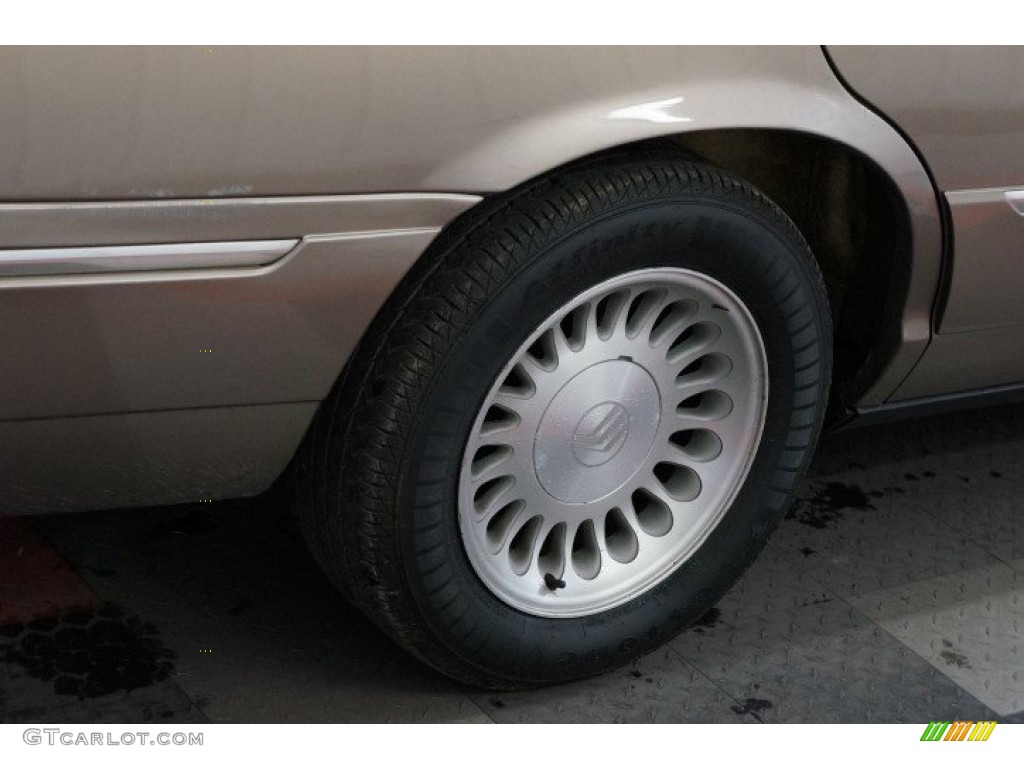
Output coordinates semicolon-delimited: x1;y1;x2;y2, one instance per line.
1005;189;1024;216
0;239;298;277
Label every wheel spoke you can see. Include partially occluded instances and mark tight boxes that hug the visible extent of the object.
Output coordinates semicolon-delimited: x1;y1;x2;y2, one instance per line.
561;302;592;352
571;519;602;580
595;288;633;339
485;499;527;553
665;428;723;463
507;514;544;575
468;443;514;479
649;300;699;347
666;321;722;367
479;402;523;438
537;521;567;581
497;372;536;409
624;288;669;339
472;474;517;518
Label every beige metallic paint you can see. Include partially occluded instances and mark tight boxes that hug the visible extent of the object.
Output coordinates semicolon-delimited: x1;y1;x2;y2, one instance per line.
828;47;1024;192
0;46;961;511
0;227;452;421
0;403;318;515
829;46;1024;401
0;46;877;200
933;189;1024;334
0;46;942;403
888;327;1024;399
0;193;479;248
890;189;1024;399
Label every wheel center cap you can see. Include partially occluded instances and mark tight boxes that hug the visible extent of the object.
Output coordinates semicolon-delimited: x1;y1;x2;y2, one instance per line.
534;359;661;504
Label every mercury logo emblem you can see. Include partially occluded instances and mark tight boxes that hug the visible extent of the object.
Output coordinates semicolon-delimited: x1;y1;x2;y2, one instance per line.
572;401;631;466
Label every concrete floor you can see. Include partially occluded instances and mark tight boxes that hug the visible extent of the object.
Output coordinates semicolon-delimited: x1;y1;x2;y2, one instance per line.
2;402;1024;723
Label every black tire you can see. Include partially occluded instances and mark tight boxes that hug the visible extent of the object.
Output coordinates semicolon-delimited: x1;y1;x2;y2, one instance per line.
295;153;832;689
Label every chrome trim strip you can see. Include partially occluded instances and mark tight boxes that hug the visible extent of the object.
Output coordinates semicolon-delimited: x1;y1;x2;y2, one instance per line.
0;193;481;249
946;188;1024;215
0;239;298;277
1006;190;1024;216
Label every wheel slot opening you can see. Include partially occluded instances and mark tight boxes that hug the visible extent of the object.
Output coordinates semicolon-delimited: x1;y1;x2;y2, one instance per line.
470;444;513;478
537;522;567;582
499;364;536;398
632;488;673;537
473;475;515;516
481;404;520;435
604;507;639;563
669;429;723;462
594;290;629;338
526;330;557;369
677;389;733;420
653;462;701;502
486;499;525;551
508;515;544;575
571;520;601;579
625;289;667;338
650;300;698;346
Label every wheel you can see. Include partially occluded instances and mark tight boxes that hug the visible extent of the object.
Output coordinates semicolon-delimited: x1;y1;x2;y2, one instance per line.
295;152;832;688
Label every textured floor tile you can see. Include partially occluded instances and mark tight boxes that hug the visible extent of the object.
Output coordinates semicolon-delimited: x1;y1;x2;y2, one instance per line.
5;402;1024;723
849;564;1024;716
770;481;997;597
0;604;204;724
804;407;1024;562
0;663;205;724
712;541;833;622
33;498;491;723
919;487;1024;562
473;647;755;723
671;599;999;723
808;402;1024;487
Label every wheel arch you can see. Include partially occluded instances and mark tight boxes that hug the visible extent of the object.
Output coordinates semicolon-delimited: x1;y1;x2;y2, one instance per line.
670;128;921;411
417;71;943;409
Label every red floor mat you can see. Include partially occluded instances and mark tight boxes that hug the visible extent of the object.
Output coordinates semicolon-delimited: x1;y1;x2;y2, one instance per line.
0;518;100;626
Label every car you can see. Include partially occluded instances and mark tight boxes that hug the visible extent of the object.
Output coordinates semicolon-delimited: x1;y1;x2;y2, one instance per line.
2;45;1021;688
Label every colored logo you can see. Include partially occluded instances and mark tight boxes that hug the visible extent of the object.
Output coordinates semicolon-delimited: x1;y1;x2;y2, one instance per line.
920;721;996;741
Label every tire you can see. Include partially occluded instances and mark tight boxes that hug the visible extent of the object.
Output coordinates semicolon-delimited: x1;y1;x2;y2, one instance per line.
295;152;832;689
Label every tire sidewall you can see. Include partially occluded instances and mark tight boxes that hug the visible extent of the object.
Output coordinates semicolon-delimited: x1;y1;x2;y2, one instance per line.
396;196;826;685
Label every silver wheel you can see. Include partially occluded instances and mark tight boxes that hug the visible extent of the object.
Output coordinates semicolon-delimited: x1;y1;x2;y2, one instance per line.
458;267;769;617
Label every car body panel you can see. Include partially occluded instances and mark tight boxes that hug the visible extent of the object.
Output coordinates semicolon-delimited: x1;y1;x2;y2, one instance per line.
891;190;1024;399
827;46;1024;400
0;45;941;402
0;403;317;515
0;214;475;422
0;46;941;203
827;46;1024;192
932;188;1024;335
3;44;1014;513
0;206;476;513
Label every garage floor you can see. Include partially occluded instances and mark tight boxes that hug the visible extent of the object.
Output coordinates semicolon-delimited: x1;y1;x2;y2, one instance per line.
2;402;1024;724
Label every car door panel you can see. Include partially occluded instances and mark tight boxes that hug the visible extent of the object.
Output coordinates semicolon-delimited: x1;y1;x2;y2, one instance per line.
828;46;1024;397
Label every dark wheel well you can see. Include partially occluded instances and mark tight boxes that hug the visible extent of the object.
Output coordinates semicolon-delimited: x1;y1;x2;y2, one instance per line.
669;129;912;410
510;130;910;412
